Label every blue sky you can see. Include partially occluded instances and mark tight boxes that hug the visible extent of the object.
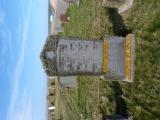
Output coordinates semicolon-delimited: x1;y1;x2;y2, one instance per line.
0;0;48;120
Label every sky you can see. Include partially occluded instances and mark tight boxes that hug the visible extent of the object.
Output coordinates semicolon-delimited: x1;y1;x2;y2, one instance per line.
0;0;48;120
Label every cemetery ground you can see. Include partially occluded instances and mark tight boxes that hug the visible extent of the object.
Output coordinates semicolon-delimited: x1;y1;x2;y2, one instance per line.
55;0;160;120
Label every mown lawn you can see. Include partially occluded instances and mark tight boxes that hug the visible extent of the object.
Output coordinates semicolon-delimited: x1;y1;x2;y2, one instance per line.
58;0;160;120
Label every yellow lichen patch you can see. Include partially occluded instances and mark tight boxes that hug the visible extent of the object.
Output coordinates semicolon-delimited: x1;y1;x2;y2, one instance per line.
125;34;132;81
102;40;109;73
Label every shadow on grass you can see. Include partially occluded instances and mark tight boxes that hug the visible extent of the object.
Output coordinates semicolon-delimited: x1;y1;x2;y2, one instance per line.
102;82;129;120
107;7;132;37
112;81;128;117
102;8;131;120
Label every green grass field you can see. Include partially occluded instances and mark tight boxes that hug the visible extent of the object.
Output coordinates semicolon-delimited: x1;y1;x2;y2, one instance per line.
57;0;160;120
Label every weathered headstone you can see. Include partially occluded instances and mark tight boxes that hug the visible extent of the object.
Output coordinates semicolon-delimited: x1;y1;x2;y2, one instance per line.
58;76;77;88
40;34;135;82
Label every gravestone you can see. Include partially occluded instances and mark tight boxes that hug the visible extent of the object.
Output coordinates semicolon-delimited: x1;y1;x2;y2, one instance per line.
58;76;77;88
40;34;135;82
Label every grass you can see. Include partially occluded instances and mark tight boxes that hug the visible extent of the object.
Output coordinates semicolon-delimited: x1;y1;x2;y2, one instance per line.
121;0;160;119
59;0;111;38
56;0;160;119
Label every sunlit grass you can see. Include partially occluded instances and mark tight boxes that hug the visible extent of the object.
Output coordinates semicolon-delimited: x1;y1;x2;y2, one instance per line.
57;0;160;119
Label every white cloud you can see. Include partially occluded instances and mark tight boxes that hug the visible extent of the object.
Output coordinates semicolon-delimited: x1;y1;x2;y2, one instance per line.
6;0;33;119
0;29;12;75
0;6;5;26
0;4;12;73
8;89;32;120
0;30;12;55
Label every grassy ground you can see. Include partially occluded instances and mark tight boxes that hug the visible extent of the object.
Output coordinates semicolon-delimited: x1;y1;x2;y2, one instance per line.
57;0;160;120
121;0;160;119
59;0;111;38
